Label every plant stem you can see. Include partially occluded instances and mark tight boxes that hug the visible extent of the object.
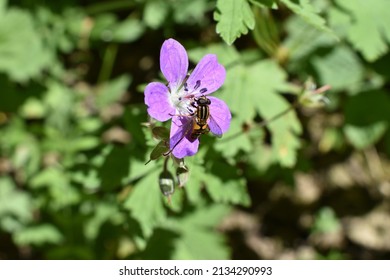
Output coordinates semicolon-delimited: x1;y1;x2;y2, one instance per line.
219;100;299;143
98;43;118;84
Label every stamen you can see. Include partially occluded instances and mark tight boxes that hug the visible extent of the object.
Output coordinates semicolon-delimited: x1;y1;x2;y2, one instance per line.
187;107;195;115
184;82;188;91
194;80;201;90
199;88;207;94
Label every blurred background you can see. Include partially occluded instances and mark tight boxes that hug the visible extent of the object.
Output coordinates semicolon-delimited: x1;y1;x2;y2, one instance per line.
1;0;390;260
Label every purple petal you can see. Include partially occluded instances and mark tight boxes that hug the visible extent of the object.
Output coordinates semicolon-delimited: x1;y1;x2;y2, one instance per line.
170;116;199;158
186;54;226;95
144;82;175;121
208;97;231;136
160;39;189;90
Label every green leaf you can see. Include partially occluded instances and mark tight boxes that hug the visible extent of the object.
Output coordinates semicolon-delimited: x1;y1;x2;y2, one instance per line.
84;203;124;240
146;140;169;164
69;136;100;152
247;136;274;175
143;0;169;29
207;162;251;206
280;0;338;40
182;156;207;204
250;0;276;8
14;224;63;246
312;46;364;92
188;43;241;66
0;0;6;16
172;0;209;25
90;13;117;41
19;97;47;119
124;169;166;237
97;145;131;190
283;16;336;64
214;117;253;158
123;105;148;147
224;64;257;122
151;126;170;140
10;135;41;179
312;207;340;233
190;45;301;166
189;44;255;122
214;0;255;45
112;18;145;43
0;177;34;232
31;167;81;209
185;155;251;206
0;7;51;81
170;204;231;260
344;90;390;149
248;60;302;167
44;80;74;132
334;0;390;61
96;75;131;108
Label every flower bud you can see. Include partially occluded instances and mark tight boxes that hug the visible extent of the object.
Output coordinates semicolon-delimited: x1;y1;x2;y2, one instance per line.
299;78;331;108
176;162;189;188
159;171;175;197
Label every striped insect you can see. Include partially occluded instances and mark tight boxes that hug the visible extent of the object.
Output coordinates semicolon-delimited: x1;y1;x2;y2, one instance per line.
189;96;211;139
164;95;222;156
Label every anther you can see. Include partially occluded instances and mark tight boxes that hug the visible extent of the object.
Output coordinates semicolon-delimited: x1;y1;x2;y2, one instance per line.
199;88;207;94
184;82;188;91
194;80;201;90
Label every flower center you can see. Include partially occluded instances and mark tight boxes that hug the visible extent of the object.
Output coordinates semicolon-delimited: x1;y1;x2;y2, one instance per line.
168;79;208;116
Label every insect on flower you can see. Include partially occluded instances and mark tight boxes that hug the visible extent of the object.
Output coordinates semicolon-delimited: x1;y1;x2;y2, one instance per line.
144;38;231;159
190;96;212;139
165;95;223;156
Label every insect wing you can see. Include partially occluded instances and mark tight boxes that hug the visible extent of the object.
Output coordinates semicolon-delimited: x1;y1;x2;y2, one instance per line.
207;96;231;137
208;115;223;138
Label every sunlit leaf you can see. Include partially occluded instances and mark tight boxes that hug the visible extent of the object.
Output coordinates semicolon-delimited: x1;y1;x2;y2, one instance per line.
112;18;145;43
124;169;166;237
96;75;131;108
283;16;336;64
333;0;390;61
312;46;364;92
185;154;250;206
143;0;169;29
170;204;231;260
44;80;74;132
280;0;338;40
214;117;253;159
312;207;341;233
251;0;276;8
14;224;63;246
344;90;390;149
31;167;80;209
84;203;124;240
0;177;34;232
214;0;255;45
0;6;51;81
172;0;209;24
248;60;302;167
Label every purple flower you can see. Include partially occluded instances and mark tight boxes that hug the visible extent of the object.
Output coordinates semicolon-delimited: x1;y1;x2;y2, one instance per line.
144;38;231;158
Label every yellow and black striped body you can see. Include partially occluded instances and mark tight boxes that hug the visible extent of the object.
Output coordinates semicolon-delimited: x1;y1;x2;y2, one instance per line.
191;96;211;139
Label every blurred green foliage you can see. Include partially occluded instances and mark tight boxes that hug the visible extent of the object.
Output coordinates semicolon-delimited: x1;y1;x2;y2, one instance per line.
1;0;390;260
